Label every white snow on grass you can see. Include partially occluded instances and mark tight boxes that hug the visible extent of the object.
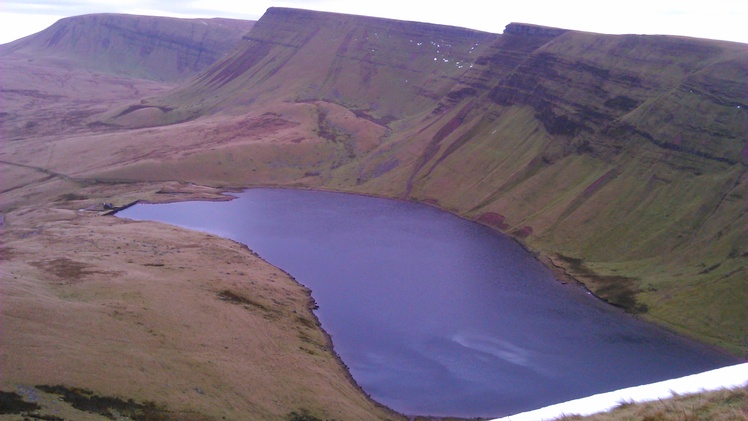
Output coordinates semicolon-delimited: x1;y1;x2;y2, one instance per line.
492;363;748;421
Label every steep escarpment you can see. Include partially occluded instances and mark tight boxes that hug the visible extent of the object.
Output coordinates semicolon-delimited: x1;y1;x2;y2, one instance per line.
364;33;747;353
0;14;253;139
105;7;498;126
92;9;747;354
0;13;254;82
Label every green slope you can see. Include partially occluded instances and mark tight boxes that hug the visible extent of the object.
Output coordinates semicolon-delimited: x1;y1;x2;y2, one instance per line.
94;8;748;355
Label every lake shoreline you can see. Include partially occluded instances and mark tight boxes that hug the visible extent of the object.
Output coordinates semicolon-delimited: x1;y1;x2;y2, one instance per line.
123;182;742;364
117;183;741;418
150;183;741;358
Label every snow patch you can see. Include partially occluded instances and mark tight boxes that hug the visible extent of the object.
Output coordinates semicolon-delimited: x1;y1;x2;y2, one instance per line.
492;363;748;421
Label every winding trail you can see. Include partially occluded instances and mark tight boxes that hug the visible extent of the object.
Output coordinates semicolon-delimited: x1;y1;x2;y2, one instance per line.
0;159;140;185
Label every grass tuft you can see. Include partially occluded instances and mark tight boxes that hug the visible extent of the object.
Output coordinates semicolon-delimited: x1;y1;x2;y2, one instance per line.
0;390;41;414
555;386;748;421
556;255;647;313
35;385;169;420
287;408;325;421
216;289;269;311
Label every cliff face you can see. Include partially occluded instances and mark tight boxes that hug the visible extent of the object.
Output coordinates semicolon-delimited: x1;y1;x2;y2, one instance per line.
0;13;254;82
89;8;748;353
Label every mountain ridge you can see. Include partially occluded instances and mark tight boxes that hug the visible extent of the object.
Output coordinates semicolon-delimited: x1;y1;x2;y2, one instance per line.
0;13;254;82
0;13;254;139
92;7;746;355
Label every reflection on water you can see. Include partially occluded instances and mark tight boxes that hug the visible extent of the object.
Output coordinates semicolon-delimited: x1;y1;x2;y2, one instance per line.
118;188;737;418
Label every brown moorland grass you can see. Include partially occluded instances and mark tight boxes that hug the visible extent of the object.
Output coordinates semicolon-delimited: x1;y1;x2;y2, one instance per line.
0;176;402;420
556;386;748;421
2;8;746;421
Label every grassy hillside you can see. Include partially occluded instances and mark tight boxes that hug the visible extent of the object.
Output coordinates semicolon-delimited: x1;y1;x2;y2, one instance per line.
0;11;401;421
371;32;748;354
0;13;254;82
0;14;254;140
1;7;745;420
7;8;742;354
557;386;748;421
94;8;747;355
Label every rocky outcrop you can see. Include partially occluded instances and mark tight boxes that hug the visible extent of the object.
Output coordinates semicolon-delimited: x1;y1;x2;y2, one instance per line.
503;22;568;37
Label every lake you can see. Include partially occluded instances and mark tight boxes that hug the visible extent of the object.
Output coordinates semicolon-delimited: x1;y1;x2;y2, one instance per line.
117;188;737;418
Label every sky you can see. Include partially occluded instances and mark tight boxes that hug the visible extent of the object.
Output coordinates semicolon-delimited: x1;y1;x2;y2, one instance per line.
1;0;747;45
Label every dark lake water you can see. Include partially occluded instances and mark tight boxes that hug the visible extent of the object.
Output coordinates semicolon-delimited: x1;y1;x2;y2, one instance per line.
117;188;737;418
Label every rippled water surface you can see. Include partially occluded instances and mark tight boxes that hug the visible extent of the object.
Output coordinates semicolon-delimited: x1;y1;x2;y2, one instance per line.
118;188;737;417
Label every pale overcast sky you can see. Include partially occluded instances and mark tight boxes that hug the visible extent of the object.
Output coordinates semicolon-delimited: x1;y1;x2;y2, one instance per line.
1;0;747;45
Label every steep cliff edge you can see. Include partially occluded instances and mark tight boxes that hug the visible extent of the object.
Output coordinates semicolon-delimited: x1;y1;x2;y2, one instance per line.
0;14;253;139
0;13;254;82
110;7;497;126
93;8;747;355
